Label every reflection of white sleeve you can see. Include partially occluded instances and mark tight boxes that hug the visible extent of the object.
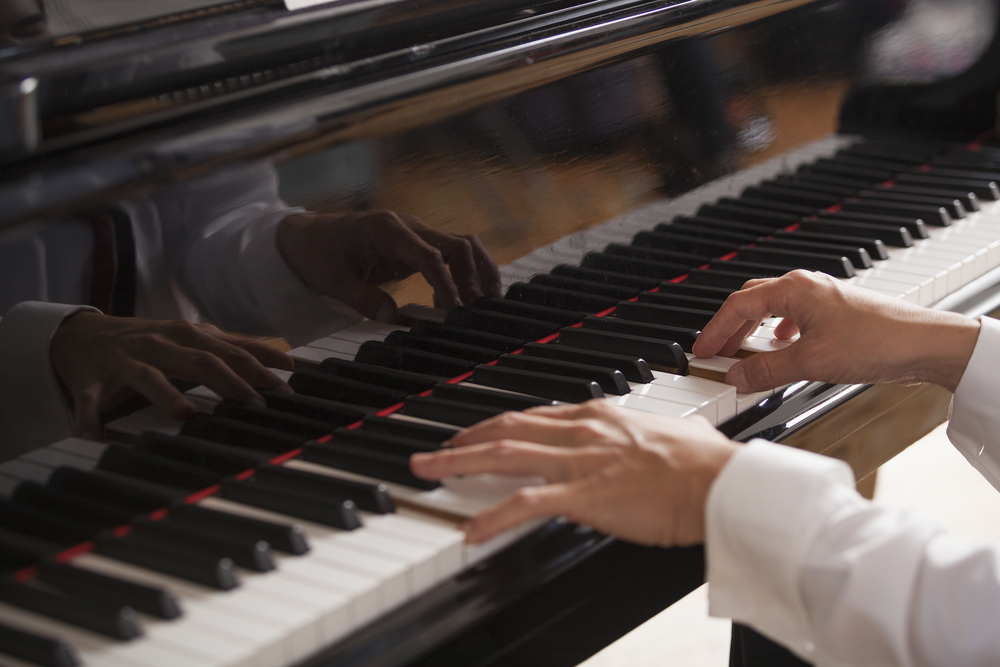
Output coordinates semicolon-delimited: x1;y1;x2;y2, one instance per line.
706;317;1000;667
0;302;98;459
150;163;361;346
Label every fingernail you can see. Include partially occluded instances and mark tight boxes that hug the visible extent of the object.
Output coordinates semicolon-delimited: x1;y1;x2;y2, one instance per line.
727;365;749;393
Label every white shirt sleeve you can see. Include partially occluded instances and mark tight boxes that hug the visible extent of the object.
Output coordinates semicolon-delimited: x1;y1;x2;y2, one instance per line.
706;316;1000;667
0;301;99;459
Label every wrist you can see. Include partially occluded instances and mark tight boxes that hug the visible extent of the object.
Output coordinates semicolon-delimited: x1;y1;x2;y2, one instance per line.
909;312;981;392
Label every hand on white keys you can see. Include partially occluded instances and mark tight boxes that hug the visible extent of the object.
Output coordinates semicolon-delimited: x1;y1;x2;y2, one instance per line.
275;210;502;322
50;312;294;438
410;401;737;546
691;270;982;394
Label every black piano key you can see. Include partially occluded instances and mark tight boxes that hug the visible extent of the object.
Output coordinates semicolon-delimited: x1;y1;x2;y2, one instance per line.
0;582;140;641
45;467;177;513
135;432;266;476
288;370;407;409
789;170;873;190
839;200;952;226
181;415;306;454
166;503;309;555
741;184;841;208
529;274;640;300
634;292;727;311
444;308;559;341
496;354;630;395
603;243;709;266
94;534;239;590
841;140;934;163
803;158;893;181
356;340;475;377
407;322;524;353
36;563;181;620
580;252;690;280
752;237;873;269
474;296;588;326
708;259;792;277
894;173;1000;200
11;483;133;530
261;389;368;425
0;528;56;569
0;619;79;667
96;446;221;491
921;166;1000;181
431;383;556;411
686;268;765;289
252;463;396;514
726;196;815;218
315;358;439;394
549;264;662;290
331;428;440;455
771;174;857;197
652;282;735;300
129;519;274;572
653;222;759;245
520;342;653;383
858;190;967;218
875;184;980;211
734;246;856;278
302;441;439;491
774;230;889;260
795;219;914;247
0;500;94;547
400;395;507;428
697;202;800;227
829;152;912;173
213;402;334;439
359;415;457;444
661;216;782;236
613;301;717;330
579;315;701;353
472;365;605;403
381;331;500;364
219;479;362;531
819;210;929;239
631;230;744;257
504;283;619;314
557;326;689;374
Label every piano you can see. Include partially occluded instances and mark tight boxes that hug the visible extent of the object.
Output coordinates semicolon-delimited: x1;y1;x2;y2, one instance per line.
1;0;999;665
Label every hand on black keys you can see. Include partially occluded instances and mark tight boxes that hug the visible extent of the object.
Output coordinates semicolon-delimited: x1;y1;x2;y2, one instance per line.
692;270;981;393
275;210;502;321
49;312;294;439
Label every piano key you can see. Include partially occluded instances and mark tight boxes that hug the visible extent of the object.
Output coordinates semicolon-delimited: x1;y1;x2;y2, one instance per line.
659;216;781;236
557;326;689;373
0;500;93;549
839;200;952;227
0;583;140;641
633;291;726;311
630;230;741;257
495;354;631;395
260;390;368;425
777;230;889;260
127;520;275;573
398;394;505;427
471;365;605;403
474;295;589;325
796;218;914;246
578;315;701;353
894;173;1000;200
742;183;841;208
44;468;176;513
602;243;709;267
698;202;800;227
379;331;500;365
652;282;734;300
0;619;79;667
358;416;457;444
752;237;874;269
302;441;439;491
133;433;265;477
181;416;306;455
734;246;856;278
321;321;407;344
211;402;333;439
315;358;440;394
548;264;662;290
219;479;362;531
306;337;361;358
859;189;968;218
579;252;689;280
604;395;698;419
646;371;738;422
288;370;407;409
528;274;640;300
430;383;556;411
504;283;619;314
686;268;766;289
819;210;930;239
251;464;395;514
613;301;717;330
354;341;475;378
658;221;760;245
90;447;220;492
406;322;525;353
443;308;557;341
165;503;310;556
288;346;345;366
519;342;654;383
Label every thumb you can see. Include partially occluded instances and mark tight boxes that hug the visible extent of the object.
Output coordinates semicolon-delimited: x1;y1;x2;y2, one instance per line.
339;283;400;323
727;347;803;393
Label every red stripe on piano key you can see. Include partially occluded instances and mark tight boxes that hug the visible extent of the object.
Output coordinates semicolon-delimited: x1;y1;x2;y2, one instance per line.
784;223;800;232
376;402;405;416
13;566;38;583
55;541;96;564
919;163;932;172
534;333;561;344
882;179;896;188
595;306;617;316
448;371;474;383
718;251;738;261
235;469;256;481
669;274;688;283
825;203;842;213
267;446;302;463
149;508;168;521
112;526;132;538
185;484;222;504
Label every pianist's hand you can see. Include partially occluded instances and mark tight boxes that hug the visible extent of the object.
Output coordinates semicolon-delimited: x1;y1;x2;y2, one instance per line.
410;400;737;545
49;312;294;438
276;210;502;322
692;270;981;394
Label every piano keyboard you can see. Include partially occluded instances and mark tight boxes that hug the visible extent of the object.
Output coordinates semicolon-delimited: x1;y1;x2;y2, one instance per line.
3;134;1000;667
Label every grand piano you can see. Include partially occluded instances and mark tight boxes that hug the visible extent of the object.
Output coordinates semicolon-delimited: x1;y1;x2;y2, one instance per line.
1;0;999;665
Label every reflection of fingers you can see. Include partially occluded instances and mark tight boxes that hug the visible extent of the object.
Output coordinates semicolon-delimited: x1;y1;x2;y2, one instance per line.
389;217;463;308
173;327;292;391
437;234;483;306
134;339;262;404
227;336;296;372
463;234;502;298
447;410;606;449
72;386;104;439
411;441;591;482
462;483;572;544
122;360;198;419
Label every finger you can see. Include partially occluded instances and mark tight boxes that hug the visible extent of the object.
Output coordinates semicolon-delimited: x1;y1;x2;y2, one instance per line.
170;324;293;392
132;337;265;405
385;215;463;309
446;410;608;450
463;234;502;298
773;317;801;340
716;318;763;358
692;282;777;357
120;360;199;420
462;483;575;544
726;345;804;393
409;221;483;306
210;330;296;372
411;440;600;482
72;385;105;440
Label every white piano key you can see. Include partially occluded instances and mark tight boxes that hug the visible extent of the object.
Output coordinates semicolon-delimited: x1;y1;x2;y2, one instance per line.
605;394;698;418
624;383;719;423
289;346;348;364
304;541;408;610
739;336;793;354
51;437;110;459
648;372;738;423
273;555;381;626
307;337;362;356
